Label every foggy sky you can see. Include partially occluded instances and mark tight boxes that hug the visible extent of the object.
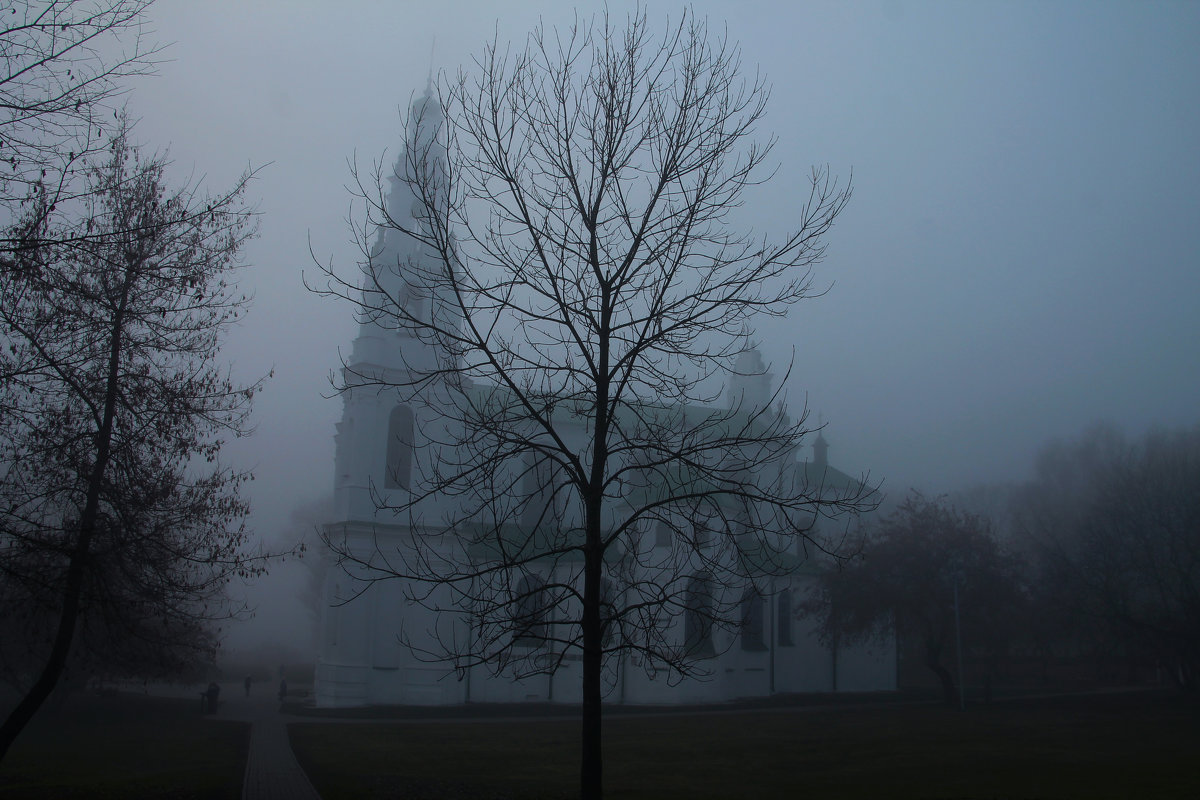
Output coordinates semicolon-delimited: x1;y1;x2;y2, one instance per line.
120;1;1200;651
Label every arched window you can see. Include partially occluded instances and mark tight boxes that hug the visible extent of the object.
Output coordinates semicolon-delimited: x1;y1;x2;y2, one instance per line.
777;589;794;647
384;404;414;490
740;585;767;651
513;574;549;646
684;574;715;658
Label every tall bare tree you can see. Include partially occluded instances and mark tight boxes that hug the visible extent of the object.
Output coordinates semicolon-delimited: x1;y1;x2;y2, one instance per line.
1;0;160;252
0;121;264;762
315;9;869;798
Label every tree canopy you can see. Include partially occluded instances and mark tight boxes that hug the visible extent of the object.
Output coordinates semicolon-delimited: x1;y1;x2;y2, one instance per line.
804;492;1026;705
0;121;264;762
1015;423;1200;689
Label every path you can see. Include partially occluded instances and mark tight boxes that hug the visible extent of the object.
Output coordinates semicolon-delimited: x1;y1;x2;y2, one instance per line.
213;689;322;800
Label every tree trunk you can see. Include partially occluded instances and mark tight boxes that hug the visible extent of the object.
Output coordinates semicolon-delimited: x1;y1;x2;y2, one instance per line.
580;258;611;800
580;541;603;800
925;640;956;707
927;660;957;706
580;458;606;798
0;535;91;761
0;286;129;763
580;444;605;797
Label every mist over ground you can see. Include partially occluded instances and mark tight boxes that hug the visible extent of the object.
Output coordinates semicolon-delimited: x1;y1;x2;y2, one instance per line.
118;1;1199;657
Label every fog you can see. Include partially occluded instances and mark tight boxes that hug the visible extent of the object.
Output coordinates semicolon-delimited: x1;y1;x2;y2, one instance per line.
118;0;1199;655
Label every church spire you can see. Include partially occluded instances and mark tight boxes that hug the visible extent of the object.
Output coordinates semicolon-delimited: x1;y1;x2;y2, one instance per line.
812;430;829;470
426;36;435;95
726;345;774;410
350;76;447;374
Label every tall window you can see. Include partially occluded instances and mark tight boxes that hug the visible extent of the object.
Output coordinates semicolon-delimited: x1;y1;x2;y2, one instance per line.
513;574;549;646
384;404;414;489
740;585;767;651
777;589;794;646
684;574;715;657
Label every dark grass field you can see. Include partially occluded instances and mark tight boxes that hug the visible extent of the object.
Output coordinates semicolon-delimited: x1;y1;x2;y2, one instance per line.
0;692;248;799
289;689;1200;800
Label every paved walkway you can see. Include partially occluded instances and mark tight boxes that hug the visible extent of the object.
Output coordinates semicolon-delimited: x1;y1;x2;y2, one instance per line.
212;691;322;800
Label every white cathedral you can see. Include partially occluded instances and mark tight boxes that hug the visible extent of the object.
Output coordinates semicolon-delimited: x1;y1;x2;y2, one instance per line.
313;91;896;708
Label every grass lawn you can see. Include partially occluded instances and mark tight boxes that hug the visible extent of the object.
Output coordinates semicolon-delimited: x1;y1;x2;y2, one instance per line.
0;692;248;799
290;690;1200;799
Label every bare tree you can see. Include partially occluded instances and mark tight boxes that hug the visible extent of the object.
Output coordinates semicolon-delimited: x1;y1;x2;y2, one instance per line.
0;121;265;762
314;9;869;799
1;0;160;252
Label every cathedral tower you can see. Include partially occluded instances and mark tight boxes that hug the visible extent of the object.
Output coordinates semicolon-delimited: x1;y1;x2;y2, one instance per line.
331;89;447;523
317;88;467;707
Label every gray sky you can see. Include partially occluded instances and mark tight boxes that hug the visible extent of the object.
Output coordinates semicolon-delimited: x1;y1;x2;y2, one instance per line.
122;0;1199;648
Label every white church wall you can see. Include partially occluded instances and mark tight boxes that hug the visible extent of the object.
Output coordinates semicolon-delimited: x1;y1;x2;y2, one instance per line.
470;669;552;703
314;663;370;707
314;88;893;709
770;576;835;694
398;664;465;705
368;577;402;669
794;612;838;693
620;658;672;705
721;658;772;699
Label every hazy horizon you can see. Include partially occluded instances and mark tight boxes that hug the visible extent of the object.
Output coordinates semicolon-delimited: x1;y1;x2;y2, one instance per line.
113;0;1198;656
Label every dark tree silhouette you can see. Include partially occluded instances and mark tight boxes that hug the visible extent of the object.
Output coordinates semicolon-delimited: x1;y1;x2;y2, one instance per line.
0;122;265;762
1015;423;1200;689
804;493;1026;706
314;9;868;799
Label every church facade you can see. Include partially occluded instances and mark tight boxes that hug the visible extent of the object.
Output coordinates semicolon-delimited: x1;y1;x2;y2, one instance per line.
312;92;895;708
